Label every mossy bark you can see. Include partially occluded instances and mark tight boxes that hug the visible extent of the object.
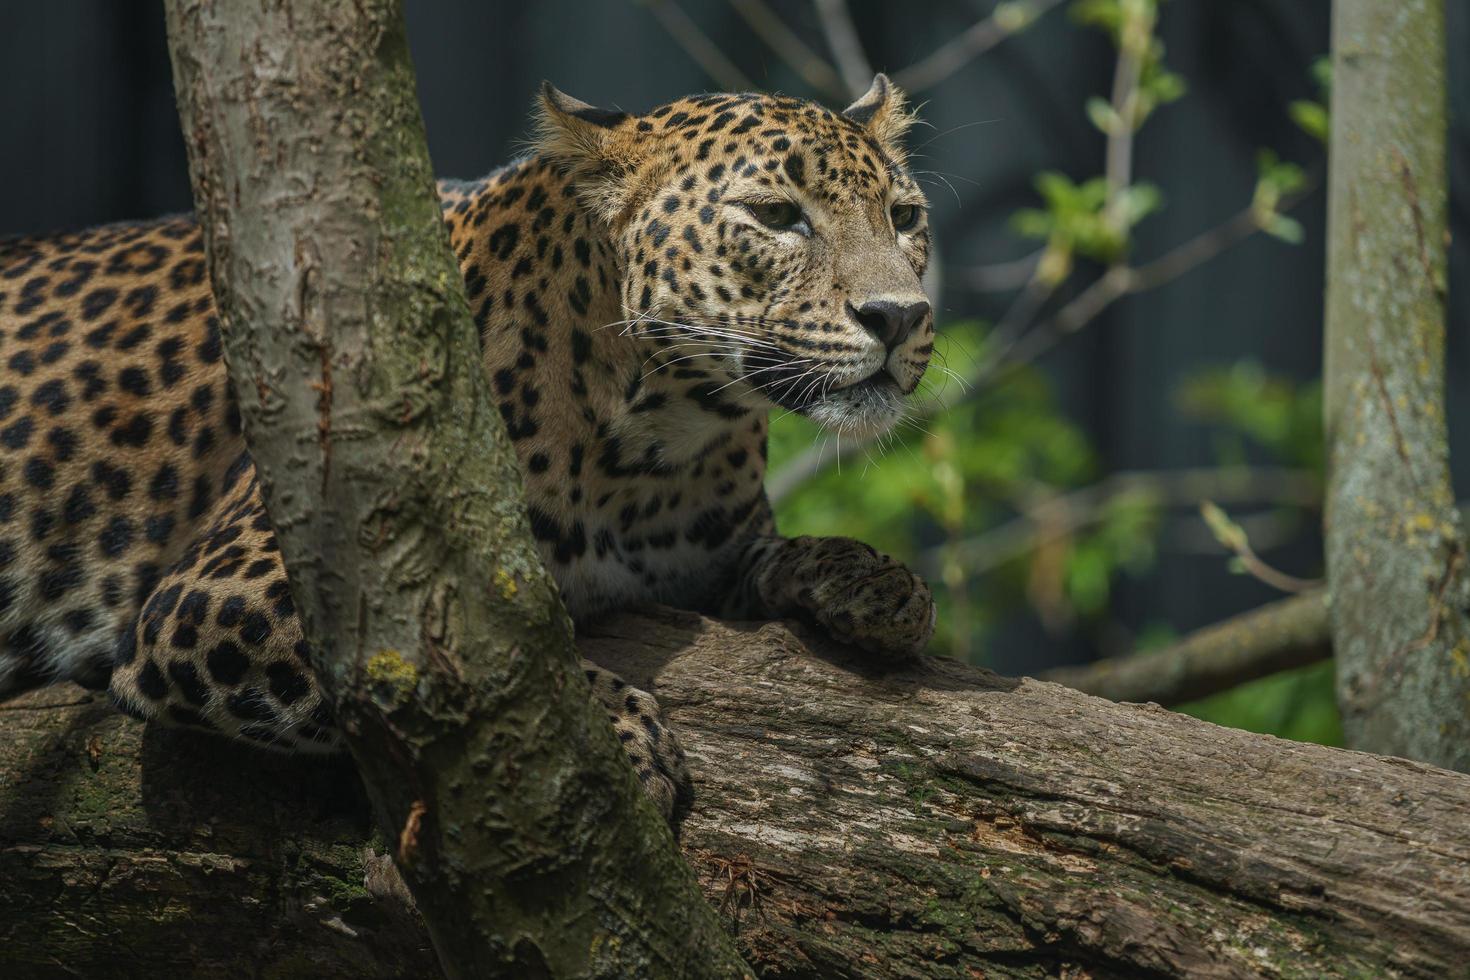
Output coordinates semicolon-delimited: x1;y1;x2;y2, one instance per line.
5;610;1470;978
1323;0;1470;770
161;2;747;976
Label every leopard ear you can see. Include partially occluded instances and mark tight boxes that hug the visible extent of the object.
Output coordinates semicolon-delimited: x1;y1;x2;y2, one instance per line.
538;82;630;140
842;74;914;163
533;82;640;222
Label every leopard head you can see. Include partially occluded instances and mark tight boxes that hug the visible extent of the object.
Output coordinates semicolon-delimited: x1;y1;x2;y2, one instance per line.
537;75;933;440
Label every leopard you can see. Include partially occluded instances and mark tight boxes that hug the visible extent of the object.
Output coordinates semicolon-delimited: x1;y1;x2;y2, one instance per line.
0;74;936;827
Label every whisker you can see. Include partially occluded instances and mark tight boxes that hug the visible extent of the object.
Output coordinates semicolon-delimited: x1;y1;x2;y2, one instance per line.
911;167;983;189
630;322;791;354
712;358;816;395
610;309;801;351
911;170;963;209
910;118;1001;154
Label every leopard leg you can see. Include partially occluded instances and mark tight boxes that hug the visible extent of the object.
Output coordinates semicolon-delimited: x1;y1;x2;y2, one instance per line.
107;460;693;824
106;468;339;753
728;534;936;659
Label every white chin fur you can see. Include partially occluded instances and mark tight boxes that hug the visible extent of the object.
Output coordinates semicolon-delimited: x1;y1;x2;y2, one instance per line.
800;380;905;440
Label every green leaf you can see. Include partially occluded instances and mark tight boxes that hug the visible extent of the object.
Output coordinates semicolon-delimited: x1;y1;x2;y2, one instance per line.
1310;56;1332;95
1010;208;1054;240
1070;0;1123;36
1086;96;1120;134
1118;183;1164;227
1141;64;1187;107
1035;170;1081;207
1255;149;1306;196
1199;500;1250;553
1289;100;1329;143
1065;545;1113;614
1174;361;1324;472
994;1;1037;32
1264;214;1304;245
1181;660;1342;746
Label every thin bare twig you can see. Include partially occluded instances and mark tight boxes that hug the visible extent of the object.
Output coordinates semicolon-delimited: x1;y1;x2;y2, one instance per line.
1166;509;1305;555
987;264;1131;373
1232;545;1325;594
982;184;1318;379
812;0;873;99
892;0;1068;94
728;0;847;100
1102;5;1152;231
645;0;756;92
960;248;1046;292
1127;181;1314;292
1200;500;1325;594
975;266;1059;364
915;466;1322;578
1128;207;1271;292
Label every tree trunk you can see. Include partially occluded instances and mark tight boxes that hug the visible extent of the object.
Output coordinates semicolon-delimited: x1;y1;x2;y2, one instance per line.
161;1;745;976
1324;0;1470;770
5;609;1468;979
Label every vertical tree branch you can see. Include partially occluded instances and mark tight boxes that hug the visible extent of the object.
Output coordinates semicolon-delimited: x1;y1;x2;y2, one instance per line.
162;1;750;975
1324;0;1469;771
727;0;847;100
644;0;756;93
1101;1;1151;231
812;0;873;99
892;0;1067;96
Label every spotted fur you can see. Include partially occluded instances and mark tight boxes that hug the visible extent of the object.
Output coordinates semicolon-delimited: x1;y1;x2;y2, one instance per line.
0;76;936;824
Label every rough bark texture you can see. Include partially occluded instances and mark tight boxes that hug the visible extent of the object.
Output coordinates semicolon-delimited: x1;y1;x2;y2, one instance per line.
1324;1;1469;771
1042;591;1329;706
162;2;745;976
5;609;1469;979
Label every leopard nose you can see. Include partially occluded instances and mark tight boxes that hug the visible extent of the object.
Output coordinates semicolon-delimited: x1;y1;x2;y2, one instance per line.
850;298;930;350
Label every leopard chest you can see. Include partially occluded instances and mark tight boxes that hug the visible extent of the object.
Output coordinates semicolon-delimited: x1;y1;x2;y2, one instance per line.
521;449;768;619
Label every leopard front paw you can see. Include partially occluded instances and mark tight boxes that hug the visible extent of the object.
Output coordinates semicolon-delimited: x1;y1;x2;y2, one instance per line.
584;663;694;831
784;537;936;659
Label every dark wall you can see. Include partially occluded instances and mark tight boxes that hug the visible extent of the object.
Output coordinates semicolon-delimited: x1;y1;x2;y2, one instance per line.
1;1;1464;671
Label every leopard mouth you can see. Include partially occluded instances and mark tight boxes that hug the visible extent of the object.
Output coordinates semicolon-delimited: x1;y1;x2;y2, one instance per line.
759;364;907;437
833;369;902;402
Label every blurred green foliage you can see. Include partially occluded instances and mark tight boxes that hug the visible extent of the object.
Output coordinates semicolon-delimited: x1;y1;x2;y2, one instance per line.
767;0;1335;747
772;342;1333;745
1012;172;1163;264
769;352;1335;743
1253;151;1309;244
1288;57;1333;145
1176;361;1323;472
1072;0;1187;129
1180;661;1342;746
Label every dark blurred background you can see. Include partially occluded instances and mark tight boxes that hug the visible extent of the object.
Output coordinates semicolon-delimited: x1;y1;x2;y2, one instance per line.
1;2;1465;738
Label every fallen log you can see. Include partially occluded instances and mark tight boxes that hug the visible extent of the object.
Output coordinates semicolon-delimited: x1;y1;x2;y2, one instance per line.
3;607;1468;978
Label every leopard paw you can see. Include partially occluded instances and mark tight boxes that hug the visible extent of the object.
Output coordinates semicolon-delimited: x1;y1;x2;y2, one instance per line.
782;537;936;659
584;663;693;830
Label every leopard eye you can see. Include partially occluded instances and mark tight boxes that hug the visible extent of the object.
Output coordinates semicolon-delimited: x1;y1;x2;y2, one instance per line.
745;201;807;233
891;203;922;233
